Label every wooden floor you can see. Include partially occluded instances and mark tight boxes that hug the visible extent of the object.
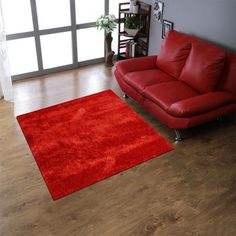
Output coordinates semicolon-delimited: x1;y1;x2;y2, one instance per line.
0;63;236;236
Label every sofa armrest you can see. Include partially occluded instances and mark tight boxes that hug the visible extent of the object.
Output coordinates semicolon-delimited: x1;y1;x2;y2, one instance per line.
169;91;236;117
115;56;157;76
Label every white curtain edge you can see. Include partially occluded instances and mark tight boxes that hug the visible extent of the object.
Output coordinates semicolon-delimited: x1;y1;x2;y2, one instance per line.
0;1;14;102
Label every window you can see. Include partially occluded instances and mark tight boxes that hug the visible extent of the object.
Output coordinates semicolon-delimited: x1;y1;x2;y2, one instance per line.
75;0;104;24
2;0;123;79
36;0;71;30
7;38;38;75
77;28;104;62
1;0;33;34
41;32;73;69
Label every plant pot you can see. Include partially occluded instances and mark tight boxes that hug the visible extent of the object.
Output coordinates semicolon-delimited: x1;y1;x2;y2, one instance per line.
124;28;139;36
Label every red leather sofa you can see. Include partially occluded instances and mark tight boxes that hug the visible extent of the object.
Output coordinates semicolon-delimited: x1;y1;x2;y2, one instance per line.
114;30;236;140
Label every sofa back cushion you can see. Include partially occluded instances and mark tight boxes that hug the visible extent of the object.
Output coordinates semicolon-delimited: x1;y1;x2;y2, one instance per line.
179;39;226;94
156;30;191;78
217;53;236;94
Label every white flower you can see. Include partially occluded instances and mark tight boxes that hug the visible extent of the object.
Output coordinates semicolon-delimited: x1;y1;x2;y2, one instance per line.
103;18;109;25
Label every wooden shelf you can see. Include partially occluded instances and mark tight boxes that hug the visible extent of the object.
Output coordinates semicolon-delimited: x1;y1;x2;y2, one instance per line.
118;53;146;60
120;9;149;15
117;1;151;60
119;31;147;38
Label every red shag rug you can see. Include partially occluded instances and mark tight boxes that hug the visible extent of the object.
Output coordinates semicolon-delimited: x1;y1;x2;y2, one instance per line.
17;90;174;200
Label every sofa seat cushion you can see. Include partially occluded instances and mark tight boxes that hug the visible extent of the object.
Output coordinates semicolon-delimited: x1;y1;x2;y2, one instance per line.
124;69;176;93
156;30;192;78
143;81;199;112
179;40;226;94
169;91;236;117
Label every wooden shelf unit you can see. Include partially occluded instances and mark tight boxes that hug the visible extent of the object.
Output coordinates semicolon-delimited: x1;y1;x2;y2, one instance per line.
117;1;151;60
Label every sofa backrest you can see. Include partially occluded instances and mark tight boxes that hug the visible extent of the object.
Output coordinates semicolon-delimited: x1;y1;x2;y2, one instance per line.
217;52;236;95
156;30;191;78
158;30;236;95
179;36;226;94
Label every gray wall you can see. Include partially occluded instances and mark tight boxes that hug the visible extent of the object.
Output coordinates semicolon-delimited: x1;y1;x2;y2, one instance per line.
141;0;236;55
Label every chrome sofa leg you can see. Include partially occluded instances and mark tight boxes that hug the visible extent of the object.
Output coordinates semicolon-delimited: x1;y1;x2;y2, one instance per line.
174;129;183;142
123;93;129;99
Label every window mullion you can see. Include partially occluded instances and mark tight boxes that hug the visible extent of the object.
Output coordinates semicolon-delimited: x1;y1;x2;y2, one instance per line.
70;0;78;66
30;0;43;71
105;0;109;15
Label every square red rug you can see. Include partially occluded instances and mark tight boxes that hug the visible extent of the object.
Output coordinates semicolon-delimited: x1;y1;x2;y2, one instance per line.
17;90;174;200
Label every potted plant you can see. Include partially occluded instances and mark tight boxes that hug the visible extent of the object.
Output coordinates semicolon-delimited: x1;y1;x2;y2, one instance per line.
96;14;117;67
124;16;141;36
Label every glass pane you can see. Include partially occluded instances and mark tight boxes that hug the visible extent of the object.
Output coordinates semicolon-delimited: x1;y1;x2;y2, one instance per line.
7;38;38;75
75;0;104;24
109;0;130;18
1;0;33;34
77;28;104;62
112;28;119;54
40;32;72;69
36;0;71;30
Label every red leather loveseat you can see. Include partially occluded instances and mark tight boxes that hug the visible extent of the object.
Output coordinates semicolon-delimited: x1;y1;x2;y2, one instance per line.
114;30;236;140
